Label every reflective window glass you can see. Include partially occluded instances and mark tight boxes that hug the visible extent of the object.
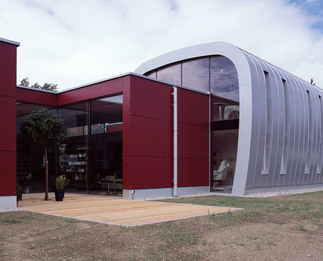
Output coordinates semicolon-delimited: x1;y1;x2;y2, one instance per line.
182;58;209;93
16;103;56;193
211;96;239;121
145;70;157;79
58;102;89;192
157;63;181;85
90;94;123;195
210;56;239;101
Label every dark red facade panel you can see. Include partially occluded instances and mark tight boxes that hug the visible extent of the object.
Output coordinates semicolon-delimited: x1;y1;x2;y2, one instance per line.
0;40;18;199
127;156;173;189
177;88;210;188
178;88;209;127
0;42;16;97
57;77;126;106
16;87;57;106
129;116;172;157
124;76;173;190
178;123;209;159
178;158;209;187
0;151;16;196
0;96;16;151
129;76;173;121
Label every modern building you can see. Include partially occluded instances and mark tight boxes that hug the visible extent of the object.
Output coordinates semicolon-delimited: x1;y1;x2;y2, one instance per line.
1;38;323;209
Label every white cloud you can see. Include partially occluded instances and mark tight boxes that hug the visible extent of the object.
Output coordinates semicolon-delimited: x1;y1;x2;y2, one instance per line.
0;0;322;90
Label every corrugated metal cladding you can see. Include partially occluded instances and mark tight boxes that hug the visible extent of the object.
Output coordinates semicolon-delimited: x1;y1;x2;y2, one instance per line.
136;42;323;195
243;50;323;190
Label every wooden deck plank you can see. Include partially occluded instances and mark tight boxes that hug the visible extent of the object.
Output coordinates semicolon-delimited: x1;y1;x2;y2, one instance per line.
18;193;238;226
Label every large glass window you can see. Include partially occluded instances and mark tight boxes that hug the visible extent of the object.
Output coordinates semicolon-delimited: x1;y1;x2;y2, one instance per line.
157;63;181;85
211;96;239;121
145;55;239;101
145;70;157;79
182;58;209;92
210;56;239;101
211;95;239;192
59;102;89;192
16;103;56;193
90;94;123;195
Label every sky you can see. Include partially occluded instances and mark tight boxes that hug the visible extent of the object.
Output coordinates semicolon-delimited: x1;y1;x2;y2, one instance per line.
1;0;323;91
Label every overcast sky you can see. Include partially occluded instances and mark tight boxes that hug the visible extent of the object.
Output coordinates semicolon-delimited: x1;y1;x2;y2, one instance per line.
1;0;323;91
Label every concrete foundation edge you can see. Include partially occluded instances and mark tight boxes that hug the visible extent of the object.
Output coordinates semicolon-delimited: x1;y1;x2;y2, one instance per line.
123;186;210;200
0;196;17;209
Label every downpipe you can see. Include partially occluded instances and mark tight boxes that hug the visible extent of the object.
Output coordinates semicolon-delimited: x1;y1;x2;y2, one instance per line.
173;86;178;197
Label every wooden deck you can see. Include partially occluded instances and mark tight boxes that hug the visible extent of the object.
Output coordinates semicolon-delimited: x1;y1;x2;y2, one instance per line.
18;193;238;226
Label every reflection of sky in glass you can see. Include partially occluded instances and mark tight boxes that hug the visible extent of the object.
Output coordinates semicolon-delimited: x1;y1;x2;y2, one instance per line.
146;71;157;79
157;63;181;85
210;57;239;101
182;58;209;92
146;56;239;102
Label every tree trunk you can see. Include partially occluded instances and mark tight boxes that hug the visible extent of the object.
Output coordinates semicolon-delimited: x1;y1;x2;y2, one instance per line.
45;145;49;200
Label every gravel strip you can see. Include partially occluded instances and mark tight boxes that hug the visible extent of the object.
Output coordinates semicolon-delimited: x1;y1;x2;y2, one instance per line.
245;187;323;198
0;208;21;213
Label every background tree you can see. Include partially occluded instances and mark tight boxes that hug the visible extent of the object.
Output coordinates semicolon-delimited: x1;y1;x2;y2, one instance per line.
20;109;66;200
310;78;316;85
20;77;58;92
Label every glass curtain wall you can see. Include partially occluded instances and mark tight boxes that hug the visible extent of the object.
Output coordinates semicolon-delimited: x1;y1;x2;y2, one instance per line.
58;102;89;193
90;94;123;195
146;55;239;100
16;103;56;193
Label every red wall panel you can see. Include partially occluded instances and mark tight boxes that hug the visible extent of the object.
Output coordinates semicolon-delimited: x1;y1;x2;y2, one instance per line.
0;96;16;151
129;116;172;157
178;123;209;159
178;88;209;127
127;156;172;189
16;87;57;106
0;40;18;198
129;76;173;121
122;80;131;190
0;151;16;196
0;42;16;97
124;76;173;189
125;77;210;190
58;77;126;106
178;158;209;187
177;88;210;188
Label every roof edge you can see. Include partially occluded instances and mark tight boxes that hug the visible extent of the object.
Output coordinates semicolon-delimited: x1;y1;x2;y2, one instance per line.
0;37;20;46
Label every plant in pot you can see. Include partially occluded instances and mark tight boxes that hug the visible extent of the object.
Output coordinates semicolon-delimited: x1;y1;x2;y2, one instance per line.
55;175;69;201
16;183;23;204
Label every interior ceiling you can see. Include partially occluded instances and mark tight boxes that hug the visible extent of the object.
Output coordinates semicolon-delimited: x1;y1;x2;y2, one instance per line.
16;103;53;117
17;101;122;118
91;100;122;115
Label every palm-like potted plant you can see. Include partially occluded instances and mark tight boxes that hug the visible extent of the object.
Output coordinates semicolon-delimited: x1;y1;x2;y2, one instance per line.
20;108;66;200
55;175;69;201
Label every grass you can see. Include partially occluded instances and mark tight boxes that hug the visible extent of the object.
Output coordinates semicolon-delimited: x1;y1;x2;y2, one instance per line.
1;191;323;260
161;192;323;225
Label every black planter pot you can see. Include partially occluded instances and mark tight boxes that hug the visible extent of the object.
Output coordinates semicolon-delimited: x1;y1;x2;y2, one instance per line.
55;190;64;201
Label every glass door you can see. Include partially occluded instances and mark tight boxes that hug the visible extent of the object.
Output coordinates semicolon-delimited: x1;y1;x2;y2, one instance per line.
90;94;123;195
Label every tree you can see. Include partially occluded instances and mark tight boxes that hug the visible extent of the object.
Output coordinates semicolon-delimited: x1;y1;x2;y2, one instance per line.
20;77;30;87
20;109;66;200
310;78;316;86
20;77;58;92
